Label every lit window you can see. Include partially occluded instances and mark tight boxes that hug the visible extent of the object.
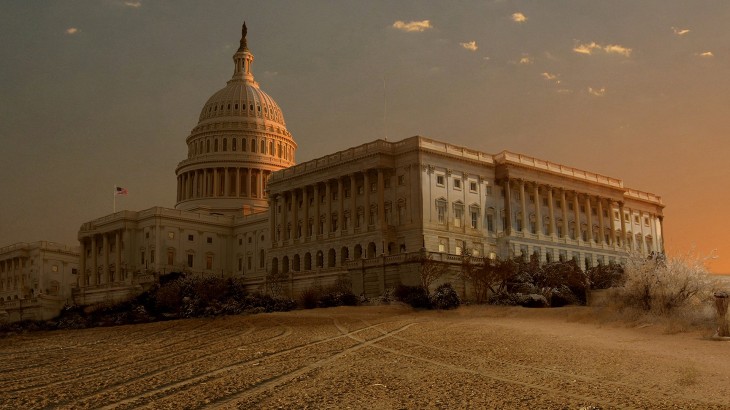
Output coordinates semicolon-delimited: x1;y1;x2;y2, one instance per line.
168;232;175;239
398;175;405;185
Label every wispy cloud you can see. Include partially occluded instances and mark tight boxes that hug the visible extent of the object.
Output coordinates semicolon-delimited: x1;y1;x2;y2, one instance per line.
460;41;478;51
541;72;561;84
511;12;527;23
698;51;714;57
65;27;79;35
573;41;632;57
603;44;632;57
587;87;606;97
672;27;690;36
519;55;533;65
573;42;601;55
392;20;432;32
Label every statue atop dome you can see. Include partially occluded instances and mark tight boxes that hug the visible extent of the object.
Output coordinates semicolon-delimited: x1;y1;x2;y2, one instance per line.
238;21;248;52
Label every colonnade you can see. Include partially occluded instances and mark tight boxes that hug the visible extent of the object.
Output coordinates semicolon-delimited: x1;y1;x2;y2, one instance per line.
269;168;392;248
176;167;270;202
78;231;123;288
0;257;28;295
503;178;663;253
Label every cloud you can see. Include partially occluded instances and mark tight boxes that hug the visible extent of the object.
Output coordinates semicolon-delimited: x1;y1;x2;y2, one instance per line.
573;42;601;55
124;1;142;7
557;89;573;94
460;41;478;51
587;87;606;97
573;41;631;57
541;72;561;84
698;51;714;57
65;27;78;35
672;27;690;36
392;20;432;32
519;55;533;65
603;44;632;57
511;12;527;23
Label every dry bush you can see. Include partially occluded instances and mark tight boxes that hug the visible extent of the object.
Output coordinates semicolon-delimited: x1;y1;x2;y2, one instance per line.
617;251;717;315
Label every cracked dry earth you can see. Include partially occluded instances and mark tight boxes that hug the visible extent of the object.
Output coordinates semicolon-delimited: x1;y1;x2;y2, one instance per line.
2;305;730;409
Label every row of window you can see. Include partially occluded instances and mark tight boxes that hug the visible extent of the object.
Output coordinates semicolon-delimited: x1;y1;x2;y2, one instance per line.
275;204;409;240
435;175;486;194
189;136;293;161
271;241;407;274
203;100;283;123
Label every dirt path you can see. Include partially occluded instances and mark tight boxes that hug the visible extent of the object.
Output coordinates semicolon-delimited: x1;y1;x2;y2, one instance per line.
1;305;729;409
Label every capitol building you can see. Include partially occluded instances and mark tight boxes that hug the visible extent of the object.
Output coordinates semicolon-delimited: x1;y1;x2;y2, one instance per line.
0;24;664;321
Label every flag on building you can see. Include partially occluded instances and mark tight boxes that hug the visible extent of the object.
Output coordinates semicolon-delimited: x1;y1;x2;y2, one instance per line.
115;186;128;196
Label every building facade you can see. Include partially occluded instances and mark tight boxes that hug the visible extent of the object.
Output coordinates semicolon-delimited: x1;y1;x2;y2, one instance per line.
3;23;665;321
0;241;79;322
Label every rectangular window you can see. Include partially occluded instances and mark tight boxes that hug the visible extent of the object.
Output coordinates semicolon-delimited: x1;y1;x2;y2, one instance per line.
398;175;405;185
187;254;194;268
487;215;494;232
470;181;477;192
140;251;145;265
207;237;213;244
206;255;213;270
634;215;640;224
486;185;493;196
436;175;445;186
470;210;478;229
168;231;175;239
437;202;446;224
454;206;463;227
188;234;194;241
150;250;155;263
454;179;462;189
455;240;463;256
167;250;174;265
238;258;243;271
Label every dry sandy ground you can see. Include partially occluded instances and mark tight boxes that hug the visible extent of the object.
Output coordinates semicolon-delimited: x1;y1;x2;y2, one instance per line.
1;305;729;409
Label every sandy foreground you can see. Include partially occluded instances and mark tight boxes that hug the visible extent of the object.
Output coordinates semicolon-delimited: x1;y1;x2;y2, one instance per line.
1;305;729;409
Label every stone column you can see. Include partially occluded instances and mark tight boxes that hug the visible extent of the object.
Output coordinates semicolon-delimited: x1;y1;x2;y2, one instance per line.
619;202;627;248
573;192;581;241
325;181;332;234
561;189;568;239
213;168;219;197
519;180;527;233
259;170;264;198
269;194;277;244
597;198;605;245
350;174;357;234
193;171;198;198
608;201;617;246
377;169;385;228
364;171;371;226
292;189;299;239
115;231;121;283
534;184;542;235
202;169;208;197
103;234;110;284
314;184;321;235
302;187;309;239
91;236;98;286
282;192;289;240
338;177;344;234
79;239;86;288
658;215;665;253
547;187;555;236
585;195;593;243
504;179;512;235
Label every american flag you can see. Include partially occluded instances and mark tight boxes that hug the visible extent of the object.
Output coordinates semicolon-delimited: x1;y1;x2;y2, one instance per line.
115;186;128;196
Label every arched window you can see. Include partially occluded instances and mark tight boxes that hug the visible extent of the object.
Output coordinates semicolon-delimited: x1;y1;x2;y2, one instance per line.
206;139;210;153
304;252;312;270
316;251;324;268
260;139;266;154
232;138;237;151
367;242;377;258
340;246;349;264
214;139;219;152
328;249;336;267
269;141;275;156
259;249;265;268
242;138;247;152
271;257;279;274
282;256;290;274
354;244;363;260
251;138;257;152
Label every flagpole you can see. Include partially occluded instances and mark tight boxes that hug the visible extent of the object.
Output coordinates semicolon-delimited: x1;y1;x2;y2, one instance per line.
113;185;116;213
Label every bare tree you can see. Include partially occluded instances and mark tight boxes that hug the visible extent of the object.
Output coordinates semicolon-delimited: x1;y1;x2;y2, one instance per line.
419;252;449;295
